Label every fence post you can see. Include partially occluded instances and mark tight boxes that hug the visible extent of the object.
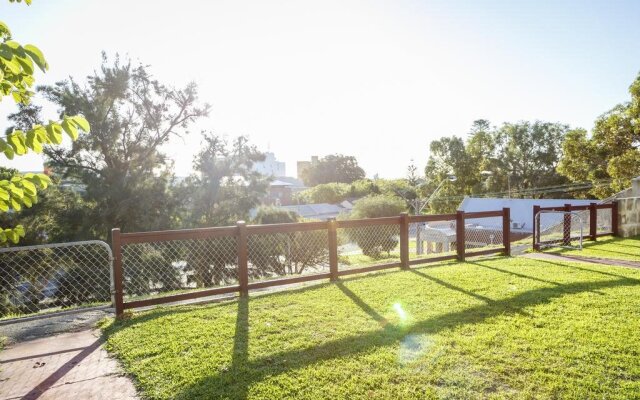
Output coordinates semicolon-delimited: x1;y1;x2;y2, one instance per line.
328;218;338;281
456;210;465;262
111;228;124;317
400;212;409;269
502;207;511;256
533;205;541;251
237;221;249;296
612;201;619;236
563;203;572;246
589;203;598;241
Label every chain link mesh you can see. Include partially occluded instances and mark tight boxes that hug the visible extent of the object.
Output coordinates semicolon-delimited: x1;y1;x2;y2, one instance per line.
0;241;112;318
121;237;237;300
596;207;613;234
535;210;585;249
410;220;457;259
464;216;504;251
247;229;329;282
337;224;401;270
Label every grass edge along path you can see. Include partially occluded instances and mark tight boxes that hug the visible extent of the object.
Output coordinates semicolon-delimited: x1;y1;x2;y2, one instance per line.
545;235;640;262
101;255;640;400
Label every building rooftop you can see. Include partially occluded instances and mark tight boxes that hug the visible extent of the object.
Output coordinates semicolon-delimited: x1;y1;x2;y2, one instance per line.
458;197;597;233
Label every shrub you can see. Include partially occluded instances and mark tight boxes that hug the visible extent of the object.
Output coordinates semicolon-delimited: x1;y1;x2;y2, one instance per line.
346;195;406;259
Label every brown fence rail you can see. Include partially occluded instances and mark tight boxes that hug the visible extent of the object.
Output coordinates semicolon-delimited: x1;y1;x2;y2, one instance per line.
111;208;512;316
533;202;618;250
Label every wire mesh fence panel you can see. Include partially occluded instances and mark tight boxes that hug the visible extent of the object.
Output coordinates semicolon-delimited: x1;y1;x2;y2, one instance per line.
463;216;504;251
535;211;585;249
247;229;329;282
596;207;613;234
409;220;457;260
121;236;237;301
337;224;401;270
0;241;112;318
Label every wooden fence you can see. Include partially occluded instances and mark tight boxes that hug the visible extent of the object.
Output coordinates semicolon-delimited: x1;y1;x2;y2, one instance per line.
532;202;618;250
111;209;511;316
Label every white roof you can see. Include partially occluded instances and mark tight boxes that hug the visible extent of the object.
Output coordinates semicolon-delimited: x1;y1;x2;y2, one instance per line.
280;203;348;220
270;180;294;187
458;197;597;233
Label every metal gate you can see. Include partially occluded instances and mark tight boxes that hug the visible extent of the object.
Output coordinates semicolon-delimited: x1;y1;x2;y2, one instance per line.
534;210;584;250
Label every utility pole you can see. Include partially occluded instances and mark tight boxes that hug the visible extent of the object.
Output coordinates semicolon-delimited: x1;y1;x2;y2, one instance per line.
395;175;457;255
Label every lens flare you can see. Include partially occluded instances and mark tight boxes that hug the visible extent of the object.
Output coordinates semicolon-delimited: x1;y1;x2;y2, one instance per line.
393;302;407;321
398;334;432;365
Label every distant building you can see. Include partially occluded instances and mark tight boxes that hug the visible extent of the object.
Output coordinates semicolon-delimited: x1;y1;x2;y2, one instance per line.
253;152;286;177
296;155;319;181
458;197;597;234
266;180;294;206
279;202;353;221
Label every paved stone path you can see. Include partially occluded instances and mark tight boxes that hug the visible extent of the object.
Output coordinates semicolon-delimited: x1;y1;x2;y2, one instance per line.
0;329;137;400
523;252;640;269
0;307;112;345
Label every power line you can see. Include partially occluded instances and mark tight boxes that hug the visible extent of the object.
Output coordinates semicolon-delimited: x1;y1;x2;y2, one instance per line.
427;179;614;204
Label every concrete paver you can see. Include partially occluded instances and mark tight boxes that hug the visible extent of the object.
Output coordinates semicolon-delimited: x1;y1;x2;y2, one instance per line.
0;330;137;400
523;252;640;269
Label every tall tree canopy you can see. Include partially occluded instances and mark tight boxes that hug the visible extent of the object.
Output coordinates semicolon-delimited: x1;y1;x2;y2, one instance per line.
180;134;269;227
31;55;209;236
558;73;640;198
0;0;88;245
300;154;365;186
424;120;570;212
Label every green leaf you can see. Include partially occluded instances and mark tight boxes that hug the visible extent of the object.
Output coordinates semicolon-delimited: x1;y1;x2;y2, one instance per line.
2;57;21;74
5;40;26;58
8;183;23;198
10;197;21;211
0;21;11;37
20;179;36;196
0;200;8;212
45;122;63;144
0;187;8;201
6;229;18;244
16;54;33;75
71;115;90;132
34;173;51;189
62;117;78;140
7;131;27;154
26;128;42;153
23;44;47;72
14;224;25;238
0;138;15;159
0;44;13;61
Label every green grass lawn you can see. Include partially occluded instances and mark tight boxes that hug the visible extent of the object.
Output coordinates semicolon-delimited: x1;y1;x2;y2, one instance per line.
546;235;640;262
102;256;640;399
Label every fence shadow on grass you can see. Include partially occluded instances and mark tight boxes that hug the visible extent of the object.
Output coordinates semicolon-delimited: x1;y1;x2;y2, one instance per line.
173;273;640;399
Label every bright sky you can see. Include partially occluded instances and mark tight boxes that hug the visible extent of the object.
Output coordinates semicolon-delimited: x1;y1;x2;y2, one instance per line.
1;0;639;178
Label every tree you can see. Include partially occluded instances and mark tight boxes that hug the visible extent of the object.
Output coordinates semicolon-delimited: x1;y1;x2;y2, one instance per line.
300;154;365;186
180;134;269;227
558;73;640;197
248;206;329;278
345;195;405;259
294;182;351;204
0;175;97;245
424;136;478;213
179;134;269;287
494;121;568;194
424;121;571;212
0;1;88;245
32;55;208;237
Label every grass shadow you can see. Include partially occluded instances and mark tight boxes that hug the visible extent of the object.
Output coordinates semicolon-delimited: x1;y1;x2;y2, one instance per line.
173;274;639;399
336;282;390;327
409;268;495;304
